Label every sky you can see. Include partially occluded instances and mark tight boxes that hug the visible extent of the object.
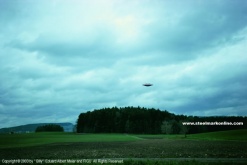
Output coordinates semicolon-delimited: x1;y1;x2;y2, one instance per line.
0;0;247;128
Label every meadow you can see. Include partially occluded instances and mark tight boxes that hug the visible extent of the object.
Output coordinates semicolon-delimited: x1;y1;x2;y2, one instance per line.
0;132;139;148
135;129;247;141
0;130;247;164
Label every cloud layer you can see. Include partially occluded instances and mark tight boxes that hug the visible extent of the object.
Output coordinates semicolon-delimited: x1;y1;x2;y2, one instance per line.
0;0;247;128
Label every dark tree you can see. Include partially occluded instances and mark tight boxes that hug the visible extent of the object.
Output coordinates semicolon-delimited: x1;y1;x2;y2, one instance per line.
35;124;64;132
77;106;172;134
76;106;247;134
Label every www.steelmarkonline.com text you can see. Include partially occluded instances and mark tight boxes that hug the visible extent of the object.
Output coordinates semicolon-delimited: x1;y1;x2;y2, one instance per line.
182;121;243;126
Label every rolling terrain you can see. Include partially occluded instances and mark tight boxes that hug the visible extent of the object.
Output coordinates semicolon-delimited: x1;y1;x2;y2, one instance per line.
0;122;74;133
0;129;246;165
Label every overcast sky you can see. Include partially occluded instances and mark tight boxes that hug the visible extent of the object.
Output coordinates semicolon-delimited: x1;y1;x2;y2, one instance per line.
0;0;247;128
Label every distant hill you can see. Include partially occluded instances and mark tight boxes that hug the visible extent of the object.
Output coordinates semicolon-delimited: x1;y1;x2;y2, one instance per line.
0;123;75;133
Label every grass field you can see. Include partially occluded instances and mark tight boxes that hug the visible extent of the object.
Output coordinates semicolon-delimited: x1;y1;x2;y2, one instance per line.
135;129;247;141
0;132;139;148
0;130;246;164
186;129;247;141
0;129;246;148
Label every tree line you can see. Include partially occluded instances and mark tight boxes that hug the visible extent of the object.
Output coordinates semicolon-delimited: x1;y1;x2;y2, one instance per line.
76;106;246;134
35;124;64;132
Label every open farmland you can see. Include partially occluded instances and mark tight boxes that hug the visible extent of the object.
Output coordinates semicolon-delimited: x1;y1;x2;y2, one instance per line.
0;130;247;164
0;133;138;149
135;129;247;141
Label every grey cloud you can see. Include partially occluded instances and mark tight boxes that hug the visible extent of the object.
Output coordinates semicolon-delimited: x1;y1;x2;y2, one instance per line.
8;28;116;57
0;0;247;128
140;1;247;62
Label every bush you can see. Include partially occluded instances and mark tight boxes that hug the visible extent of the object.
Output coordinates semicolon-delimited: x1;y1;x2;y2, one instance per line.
35;124;64;132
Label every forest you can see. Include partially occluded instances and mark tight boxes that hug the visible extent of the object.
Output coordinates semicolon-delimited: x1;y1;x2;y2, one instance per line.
35;124;64;132
76;106;246;134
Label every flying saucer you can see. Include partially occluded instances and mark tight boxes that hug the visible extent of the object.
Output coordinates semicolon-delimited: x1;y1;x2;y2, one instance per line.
143;83;153;87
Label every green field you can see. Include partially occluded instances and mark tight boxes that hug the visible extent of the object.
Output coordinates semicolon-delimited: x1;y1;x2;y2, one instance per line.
0;129;246;149
0;133;139;148
187;129;247;141
135;129;247;141
1;130;247;164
